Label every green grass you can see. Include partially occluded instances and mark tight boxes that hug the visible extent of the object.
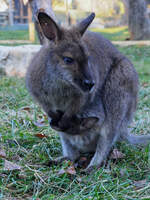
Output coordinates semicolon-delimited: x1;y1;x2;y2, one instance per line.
0;30;39;44
0;45;150;199
0;26;129;45
118;45;150;83
91;26;129;41
0;30;29;40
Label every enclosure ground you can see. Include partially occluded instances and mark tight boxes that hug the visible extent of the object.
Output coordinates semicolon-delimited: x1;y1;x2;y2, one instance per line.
0;45;150;199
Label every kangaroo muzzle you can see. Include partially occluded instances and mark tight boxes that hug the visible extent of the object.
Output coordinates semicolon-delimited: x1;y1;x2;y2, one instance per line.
82;79;95;92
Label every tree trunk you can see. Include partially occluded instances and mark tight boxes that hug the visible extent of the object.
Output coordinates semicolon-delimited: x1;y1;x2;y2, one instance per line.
128;0;150;40
8;0;14;26
122;0;129;25
29;0;56;45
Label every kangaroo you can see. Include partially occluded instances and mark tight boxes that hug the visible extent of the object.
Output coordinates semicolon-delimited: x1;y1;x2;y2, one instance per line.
26;12;150;173
26;12;99;131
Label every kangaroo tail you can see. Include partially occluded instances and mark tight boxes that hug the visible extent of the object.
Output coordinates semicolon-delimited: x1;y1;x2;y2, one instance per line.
124;132;150;145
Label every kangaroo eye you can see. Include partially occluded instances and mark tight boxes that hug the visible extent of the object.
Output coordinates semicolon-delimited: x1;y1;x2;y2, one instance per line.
63;57;74;65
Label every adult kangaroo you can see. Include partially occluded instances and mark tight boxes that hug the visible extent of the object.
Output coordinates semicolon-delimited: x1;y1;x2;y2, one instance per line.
26;12;150;173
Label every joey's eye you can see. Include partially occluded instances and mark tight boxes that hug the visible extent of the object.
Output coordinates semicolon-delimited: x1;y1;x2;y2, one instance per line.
63;57;74;65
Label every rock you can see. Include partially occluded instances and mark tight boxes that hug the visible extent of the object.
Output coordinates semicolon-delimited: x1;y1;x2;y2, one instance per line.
0;45;41;77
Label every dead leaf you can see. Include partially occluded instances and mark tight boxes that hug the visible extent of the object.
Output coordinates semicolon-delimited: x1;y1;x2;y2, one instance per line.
38;114;48;121
58;168;66;175
21;106;31;112
58;165;76;175
66;165;76;175
3;160;22;171
35;133;48;139
33;119;46;127
75;157;89;169
43;114;48;120
142;82;148;87
110;148;125;160
0;148;6;158
133;179;147;190
65;160;74;166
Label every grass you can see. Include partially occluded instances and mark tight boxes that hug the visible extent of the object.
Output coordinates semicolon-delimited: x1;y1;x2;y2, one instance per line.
0;45;150;199
0;26;129;45
0;29;39;44
0;30;29;41
91;26;129;41
118;45;150;83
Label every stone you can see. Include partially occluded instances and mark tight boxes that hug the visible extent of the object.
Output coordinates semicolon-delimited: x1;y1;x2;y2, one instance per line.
0;45;41;77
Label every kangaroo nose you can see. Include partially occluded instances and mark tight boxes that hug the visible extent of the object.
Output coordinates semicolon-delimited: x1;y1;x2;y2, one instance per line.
83;79;95;91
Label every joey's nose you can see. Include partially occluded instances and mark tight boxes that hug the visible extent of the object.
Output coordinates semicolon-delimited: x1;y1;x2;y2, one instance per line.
83;79;95;91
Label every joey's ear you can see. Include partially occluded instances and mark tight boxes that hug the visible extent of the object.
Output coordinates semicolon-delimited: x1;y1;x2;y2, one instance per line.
80;117;99;130
76;13;95;36
38;12;61;41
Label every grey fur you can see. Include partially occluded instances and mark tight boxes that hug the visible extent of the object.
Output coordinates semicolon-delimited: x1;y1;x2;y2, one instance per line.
26;12;150;173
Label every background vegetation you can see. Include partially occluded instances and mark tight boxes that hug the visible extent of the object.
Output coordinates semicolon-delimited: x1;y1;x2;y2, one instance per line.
0;26;129;44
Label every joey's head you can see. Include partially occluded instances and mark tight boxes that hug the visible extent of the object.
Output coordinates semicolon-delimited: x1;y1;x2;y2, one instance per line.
38;12;95;93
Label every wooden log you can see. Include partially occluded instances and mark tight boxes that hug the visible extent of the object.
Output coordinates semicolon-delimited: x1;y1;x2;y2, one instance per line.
28;4;35;42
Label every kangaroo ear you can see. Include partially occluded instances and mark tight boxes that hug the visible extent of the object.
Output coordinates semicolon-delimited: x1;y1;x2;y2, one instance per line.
77;13;95;36
38;12;61;42
80;117;99;130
